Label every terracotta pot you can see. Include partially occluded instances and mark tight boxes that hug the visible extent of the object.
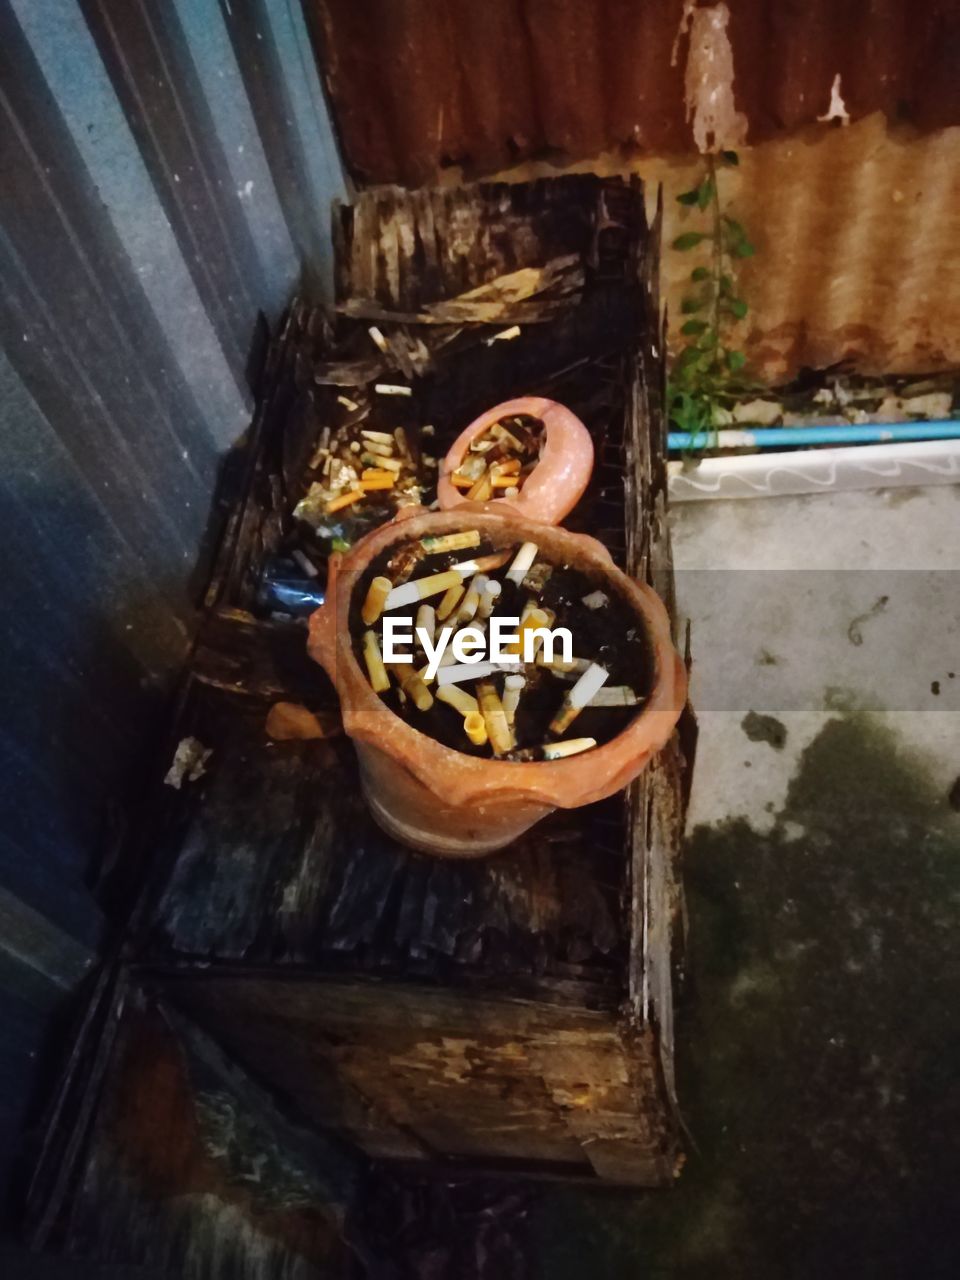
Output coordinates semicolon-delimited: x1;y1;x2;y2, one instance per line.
308;507;686;858
437;397;594;525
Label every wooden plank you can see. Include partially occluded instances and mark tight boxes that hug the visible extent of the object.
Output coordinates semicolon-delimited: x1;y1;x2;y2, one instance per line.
165;975;680;1184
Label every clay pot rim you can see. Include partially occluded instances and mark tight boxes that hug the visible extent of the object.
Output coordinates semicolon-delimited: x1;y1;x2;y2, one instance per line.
436;396;594;524
309;506;686;810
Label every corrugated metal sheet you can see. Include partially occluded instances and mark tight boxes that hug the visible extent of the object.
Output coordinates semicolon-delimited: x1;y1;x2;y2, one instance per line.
482;111;960;380
309;0;960;185
0;0;345;1199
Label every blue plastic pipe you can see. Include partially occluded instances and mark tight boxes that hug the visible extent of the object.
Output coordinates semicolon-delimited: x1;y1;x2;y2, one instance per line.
668;419;960;453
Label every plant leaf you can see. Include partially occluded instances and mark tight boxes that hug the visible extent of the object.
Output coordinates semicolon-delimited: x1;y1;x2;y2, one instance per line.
697;178;715;210
673;231;707;251
691;266;710;282
727;350;747;371
681;295;705;314
720;150;739;166
726;297;748;318
731;240;755;258
676;189;700;206
681;318;709;336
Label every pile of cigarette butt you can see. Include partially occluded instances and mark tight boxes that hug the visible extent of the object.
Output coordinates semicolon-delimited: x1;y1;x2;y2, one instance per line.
294;400;435;535
352;529;650;762
450;414;543;502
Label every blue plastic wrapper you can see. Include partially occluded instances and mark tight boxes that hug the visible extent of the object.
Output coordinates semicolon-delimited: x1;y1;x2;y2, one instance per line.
257;557;326;617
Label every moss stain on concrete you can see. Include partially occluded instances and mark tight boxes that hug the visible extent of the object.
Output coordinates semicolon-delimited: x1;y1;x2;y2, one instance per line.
533;711;960;1279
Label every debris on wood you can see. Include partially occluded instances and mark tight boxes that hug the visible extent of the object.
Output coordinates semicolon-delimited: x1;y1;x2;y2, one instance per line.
164;737;212;789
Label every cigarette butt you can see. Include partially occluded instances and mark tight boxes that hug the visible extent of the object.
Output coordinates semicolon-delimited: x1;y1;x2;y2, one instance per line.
504;485;520;498
415;603;436;650
469;436;498;454
361;429;395;444
502;673;526;727
476;578;502;619
437;661;502;686
491;458;522;476
582;590;609;610
362;631;390;693
490;422;524;450
360;476;396;491
549;662;609;735
436;684;480;718
457;573;488;623
349;441;362;453
463;712;488;746
506;541;538;585
589;686;639;707
291;548;318;578
363;439;394;457
337;395;359;411
375;383;412;396
385;569;464;611
476;681;514;756
449;551;509;577
484;325;521;345
361;575;392;625
388;664;434;712
394;427;410;457
542;737;597;760
466;469;493;502
435;581;465;621
451;473;474;489
420;530;481;555
505;607;550;656
491;475;521;488
361;468;396;480
368;325;389;353
362;452;403;472
327;488;365;514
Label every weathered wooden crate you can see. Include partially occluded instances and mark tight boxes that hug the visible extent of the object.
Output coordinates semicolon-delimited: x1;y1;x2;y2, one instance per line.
28;179;692;1268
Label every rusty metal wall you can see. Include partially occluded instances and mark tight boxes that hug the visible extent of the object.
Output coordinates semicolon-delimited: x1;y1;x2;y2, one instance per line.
308;0;960;186
307;0;960;380
0;0;345;1202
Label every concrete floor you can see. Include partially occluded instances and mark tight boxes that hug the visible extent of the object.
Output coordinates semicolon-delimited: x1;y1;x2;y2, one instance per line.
533;484;960;1279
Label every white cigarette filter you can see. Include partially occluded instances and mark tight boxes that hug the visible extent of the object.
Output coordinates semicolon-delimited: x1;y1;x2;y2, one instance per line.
537;653;590;674
415;604;436;650
476;681;514;756
457;574;488;623
361;575;392;626
436;684;480;718
549;662;609;735
505;541;539;585
436;660;503;686
542;737;597;760
476;579;502;619
420;529;481;555
385;568;463;611
362;630;390;693
502;673;526;727
361;428;394;444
